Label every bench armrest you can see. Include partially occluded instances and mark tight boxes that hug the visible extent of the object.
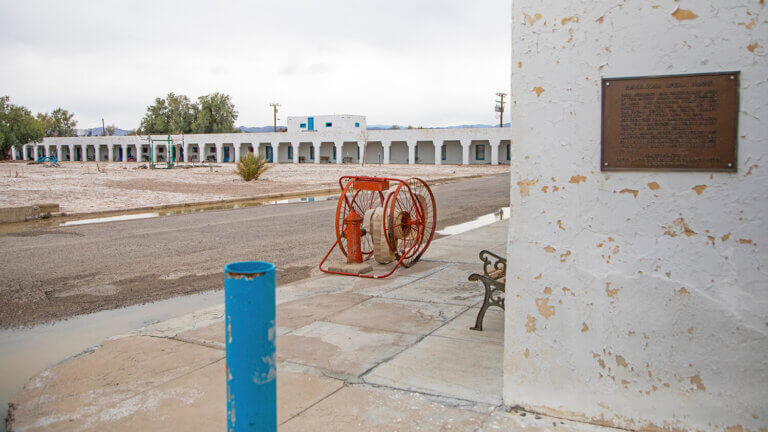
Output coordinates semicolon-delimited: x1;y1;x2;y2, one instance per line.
479;250;506;279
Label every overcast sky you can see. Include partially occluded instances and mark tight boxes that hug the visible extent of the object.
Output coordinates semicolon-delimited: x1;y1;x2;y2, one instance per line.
0;1;510;129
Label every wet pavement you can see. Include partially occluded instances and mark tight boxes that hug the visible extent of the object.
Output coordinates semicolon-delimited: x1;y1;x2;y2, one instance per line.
6;219;623;432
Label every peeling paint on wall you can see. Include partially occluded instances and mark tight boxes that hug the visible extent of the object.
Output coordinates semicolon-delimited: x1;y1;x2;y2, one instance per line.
561;16;580;26
524;12;543;26
671;8;699;21
536;297;556;318
526;314;537;333
692;185;707;195
517;179;537;197
618;188;639;198
569;174;587;184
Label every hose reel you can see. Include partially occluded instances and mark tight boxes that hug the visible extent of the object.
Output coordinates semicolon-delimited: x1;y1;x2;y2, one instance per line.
319;176;436;278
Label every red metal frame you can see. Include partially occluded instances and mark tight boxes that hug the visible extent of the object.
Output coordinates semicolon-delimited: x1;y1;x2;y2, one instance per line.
319;175;435;279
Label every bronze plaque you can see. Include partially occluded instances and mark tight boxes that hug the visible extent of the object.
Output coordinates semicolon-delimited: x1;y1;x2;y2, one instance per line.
601;72;739;171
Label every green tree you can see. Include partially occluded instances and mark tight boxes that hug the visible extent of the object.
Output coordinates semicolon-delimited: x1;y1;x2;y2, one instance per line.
105;124;117;136
36;108;77;137
0;96;43;159
139;92;195;134
191;92;238;134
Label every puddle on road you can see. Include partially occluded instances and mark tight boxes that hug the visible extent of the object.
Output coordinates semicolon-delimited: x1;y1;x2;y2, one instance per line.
436;207;510;236
59;212;160;226
0;290;223;430
0;193;339;233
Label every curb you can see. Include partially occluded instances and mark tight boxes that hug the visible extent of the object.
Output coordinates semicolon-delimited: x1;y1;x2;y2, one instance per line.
7;173;499;223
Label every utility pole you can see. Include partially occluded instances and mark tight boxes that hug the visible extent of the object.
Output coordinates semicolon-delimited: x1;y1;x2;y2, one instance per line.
269;103;281;132
495;93;507;128
102;118;106;136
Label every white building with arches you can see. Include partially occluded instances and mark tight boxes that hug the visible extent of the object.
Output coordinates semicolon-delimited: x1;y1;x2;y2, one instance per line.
9;114;511;166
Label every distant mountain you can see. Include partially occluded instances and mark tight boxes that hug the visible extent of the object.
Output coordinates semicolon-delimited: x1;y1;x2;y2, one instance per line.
237;125;285;133
76;127;131;137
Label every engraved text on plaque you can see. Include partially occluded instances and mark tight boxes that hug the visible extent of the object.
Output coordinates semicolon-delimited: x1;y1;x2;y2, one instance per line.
601;72;739;171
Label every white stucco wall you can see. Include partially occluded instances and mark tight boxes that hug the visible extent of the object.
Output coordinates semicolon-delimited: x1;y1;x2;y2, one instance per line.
287;114;366;133
31;126;509;165
505;1;767;431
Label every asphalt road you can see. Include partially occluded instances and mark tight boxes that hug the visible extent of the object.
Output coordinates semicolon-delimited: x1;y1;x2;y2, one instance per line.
0;173;510;328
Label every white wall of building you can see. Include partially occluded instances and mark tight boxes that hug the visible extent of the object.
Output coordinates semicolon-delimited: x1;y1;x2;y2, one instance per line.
504;1;767;431
22;124;510;166
287;114;366;133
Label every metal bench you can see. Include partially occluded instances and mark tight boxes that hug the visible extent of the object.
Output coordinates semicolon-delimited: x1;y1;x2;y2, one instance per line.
468;250;506;331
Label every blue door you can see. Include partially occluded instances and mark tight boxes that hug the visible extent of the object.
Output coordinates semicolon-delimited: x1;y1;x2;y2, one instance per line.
307;117;314;131
266;146;273;162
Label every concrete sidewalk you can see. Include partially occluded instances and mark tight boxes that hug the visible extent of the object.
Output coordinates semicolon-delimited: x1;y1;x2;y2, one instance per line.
7;220;619;432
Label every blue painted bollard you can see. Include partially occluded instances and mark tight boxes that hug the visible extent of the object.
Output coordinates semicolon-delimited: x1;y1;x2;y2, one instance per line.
225;261;277;432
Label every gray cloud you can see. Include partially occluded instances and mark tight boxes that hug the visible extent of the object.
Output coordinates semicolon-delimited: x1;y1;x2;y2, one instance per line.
0;0;510;128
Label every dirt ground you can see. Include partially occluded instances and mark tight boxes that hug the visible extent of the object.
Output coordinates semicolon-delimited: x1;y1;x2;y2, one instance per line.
0;161;509;214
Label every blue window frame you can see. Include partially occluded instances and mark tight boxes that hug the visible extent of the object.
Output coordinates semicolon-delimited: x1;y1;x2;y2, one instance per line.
506;142;510;160
355;122;360;127
333;146;336;159
287;145;292;160
308;117;314;130
441;145;446;161
300;123;306;128
325;122;332;127
476;144;485;160
310;145;314;160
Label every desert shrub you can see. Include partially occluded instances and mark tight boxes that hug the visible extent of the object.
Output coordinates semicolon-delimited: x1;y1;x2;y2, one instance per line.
235;152;269;181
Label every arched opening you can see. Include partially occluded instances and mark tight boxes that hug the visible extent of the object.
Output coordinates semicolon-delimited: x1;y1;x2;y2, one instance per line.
61;146;70;161
221;143;235;162
470;140;491;165
277;142;293;163
389;141;408;164
47;145;57;158
200;144;214;162
416;141;435;164
319;142;335;163
187;144;199;162
364;142;384;164
36;146;45;160
341;142;359;164
238;143;253;161
86;145;96;161
99;145;109;161
127;144;138;162
258;143;274;162
298;142;313;163
153;144;163;162
138;144;148;162
441;141;462;164
499;140;511;165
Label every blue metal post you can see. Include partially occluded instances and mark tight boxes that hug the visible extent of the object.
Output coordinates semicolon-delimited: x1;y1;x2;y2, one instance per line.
225;261;277;432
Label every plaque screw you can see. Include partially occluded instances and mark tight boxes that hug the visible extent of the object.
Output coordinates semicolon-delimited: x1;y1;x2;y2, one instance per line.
728;163;733;167
604;162;608;166
730;76;735;80
606;82;610;86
